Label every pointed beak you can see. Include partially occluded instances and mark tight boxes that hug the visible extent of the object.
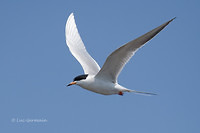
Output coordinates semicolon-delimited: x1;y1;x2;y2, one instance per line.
67;81;76;86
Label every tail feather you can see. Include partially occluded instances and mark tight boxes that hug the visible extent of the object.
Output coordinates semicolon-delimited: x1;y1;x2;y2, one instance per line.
127;89;157;96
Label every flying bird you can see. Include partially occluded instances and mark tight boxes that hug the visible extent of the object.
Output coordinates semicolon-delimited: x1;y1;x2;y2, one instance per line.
65;13;175;96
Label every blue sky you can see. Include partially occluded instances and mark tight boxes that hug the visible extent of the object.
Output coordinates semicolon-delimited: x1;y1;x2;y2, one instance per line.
1;0;200;133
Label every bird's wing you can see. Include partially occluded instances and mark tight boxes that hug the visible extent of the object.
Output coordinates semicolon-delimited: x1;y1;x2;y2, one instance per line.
95;18;175;83
65;13;100;75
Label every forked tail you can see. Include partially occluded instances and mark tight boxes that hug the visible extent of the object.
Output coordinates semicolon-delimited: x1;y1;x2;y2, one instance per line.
127;89;157;96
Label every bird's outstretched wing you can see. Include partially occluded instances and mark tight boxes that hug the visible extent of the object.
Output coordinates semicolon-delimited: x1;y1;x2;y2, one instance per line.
65;13;100;75
95;18;175;83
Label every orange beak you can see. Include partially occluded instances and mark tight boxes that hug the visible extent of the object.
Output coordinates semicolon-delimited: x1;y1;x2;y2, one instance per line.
67;81;76;86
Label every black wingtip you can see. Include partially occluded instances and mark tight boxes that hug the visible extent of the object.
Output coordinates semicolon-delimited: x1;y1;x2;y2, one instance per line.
169;17;176;22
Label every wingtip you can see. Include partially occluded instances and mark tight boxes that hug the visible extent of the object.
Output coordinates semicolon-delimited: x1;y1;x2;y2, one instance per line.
66;12;75;26
169;17;176;23
69;12;74;18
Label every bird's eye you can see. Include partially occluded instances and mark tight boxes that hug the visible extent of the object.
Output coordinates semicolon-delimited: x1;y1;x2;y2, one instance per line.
73;74;88;81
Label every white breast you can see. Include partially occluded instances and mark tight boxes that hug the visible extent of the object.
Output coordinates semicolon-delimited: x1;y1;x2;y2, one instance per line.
77;76;120;95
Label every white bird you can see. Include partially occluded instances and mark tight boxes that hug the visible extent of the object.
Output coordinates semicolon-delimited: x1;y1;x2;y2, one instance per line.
65;13;175;96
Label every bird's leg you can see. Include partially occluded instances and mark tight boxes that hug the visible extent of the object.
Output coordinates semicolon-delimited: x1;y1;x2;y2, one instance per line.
118;91;123;96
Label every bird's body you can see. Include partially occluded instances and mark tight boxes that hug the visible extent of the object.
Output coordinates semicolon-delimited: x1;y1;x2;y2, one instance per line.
75;75;130;95
65;13;175;96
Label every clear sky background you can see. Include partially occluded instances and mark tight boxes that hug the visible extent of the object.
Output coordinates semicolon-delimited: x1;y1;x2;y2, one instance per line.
1;0;200;133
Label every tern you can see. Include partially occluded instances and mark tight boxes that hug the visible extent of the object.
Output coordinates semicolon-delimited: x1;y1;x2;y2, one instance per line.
65;13;175;96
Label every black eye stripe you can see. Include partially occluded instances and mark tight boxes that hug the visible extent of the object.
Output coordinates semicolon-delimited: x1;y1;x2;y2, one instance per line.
73;74;88;81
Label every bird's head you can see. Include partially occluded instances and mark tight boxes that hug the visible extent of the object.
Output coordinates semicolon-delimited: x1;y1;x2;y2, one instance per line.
67;74;88;86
